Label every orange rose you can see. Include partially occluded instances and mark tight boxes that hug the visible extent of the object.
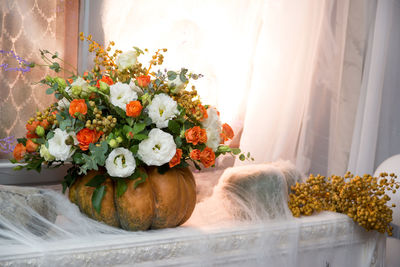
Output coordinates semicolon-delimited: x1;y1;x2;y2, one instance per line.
26;121;40;133
69;99;87;118
126;101;143;117
13;143;26;161
40;119;50;129
67;78;74;85
137;75;151;87
200;147;215;168
96;75;114;88
26;131;39;139
191;104;208;121
199;128;207;144
185;126;207;145
169;148;183;168
221;123;234;143
76;128;102;151
190;149;201;160
26;139;39;153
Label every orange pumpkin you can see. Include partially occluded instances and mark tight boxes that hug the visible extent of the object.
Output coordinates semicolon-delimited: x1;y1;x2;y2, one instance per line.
68;167;196;231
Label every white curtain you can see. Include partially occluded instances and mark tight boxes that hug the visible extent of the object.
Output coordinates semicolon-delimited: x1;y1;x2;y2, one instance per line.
349;0;400;175
82;0;399;177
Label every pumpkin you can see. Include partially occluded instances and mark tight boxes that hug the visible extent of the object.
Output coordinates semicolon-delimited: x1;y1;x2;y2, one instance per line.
68;167;196;231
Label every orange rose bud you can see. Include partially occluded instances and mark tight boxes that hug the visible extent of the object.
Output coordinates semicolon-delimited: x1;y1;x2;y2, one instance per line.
200;147;215;168
221;123;234;142
185;126;207;146
69;99;87;118
190;149;201;160
13;143;26;161
137;75;151;87
76;128;102;151
96;75;114;88
26;121;40;133
26;139;39;153
169;148;183;168
26;131;39;139
126;101;143;117
40;119;50;129
67;78;74;85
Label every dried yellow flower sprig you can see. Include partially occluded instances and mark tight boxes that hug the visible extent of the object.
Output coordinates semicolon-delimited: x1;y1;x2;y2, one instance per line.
288;172;399;235
79;32;120;74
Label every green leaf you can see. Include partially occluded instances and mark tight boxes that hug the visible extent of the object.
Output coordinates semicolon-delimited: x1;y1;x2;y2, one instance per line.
130;145;139;154
46;88;54;95
116;179;128;197
49;62;61;72
73;152;85;164
247;152;250;158
157;164;170;175
13;165;24;171
232;148;241;155
174;136;182;147
168;120;181;135
133;122;146;134
17;138;27;146
89;141;108;166
85;174;106;187
46;131;55;140
134;176;147;189
9;159;18;164
133;133;148;141
126;117;134;127
133;46;144;55
179;68;188;83
239;154;246;161
167;71;177;81
217;145;231;153
92;185;106;214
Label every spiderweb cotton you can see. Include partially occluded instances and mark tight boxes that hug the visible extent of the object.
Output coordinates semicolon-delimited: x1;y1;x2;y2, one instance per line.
0;161;385;266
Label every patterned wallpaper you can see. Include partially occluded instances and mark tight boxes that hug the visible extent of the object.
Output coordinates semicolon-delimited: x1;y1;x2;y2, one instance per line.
0;0;78;159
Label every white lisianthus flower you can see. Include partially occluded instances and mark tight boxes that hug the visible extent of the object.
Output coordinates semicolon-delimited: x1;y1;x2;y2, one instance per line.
147;93;179;128
129;79;144;96
167;75;187;94
40;144;55;161
116;50;137;70
48;129;77;161
105;148;136;178
57;98;70;110
110;82;138;111
138;128;176;166
201;107;222;151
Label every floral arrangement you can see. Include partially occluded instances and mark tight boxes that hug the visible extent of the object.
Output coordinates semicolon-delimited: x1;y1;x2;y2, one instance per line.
11;33;251;210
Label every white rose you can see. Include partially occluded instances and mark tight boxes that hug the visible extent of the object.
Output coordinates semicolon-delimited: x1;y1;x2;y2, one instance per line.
201;107;222;151
110;82;138;111
168;75;187;94
147;93;179;128
138;128;176;166
116;50;137;70
40;144;55;161
48;129;77;161
105;148;136;178
129;79;144;96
